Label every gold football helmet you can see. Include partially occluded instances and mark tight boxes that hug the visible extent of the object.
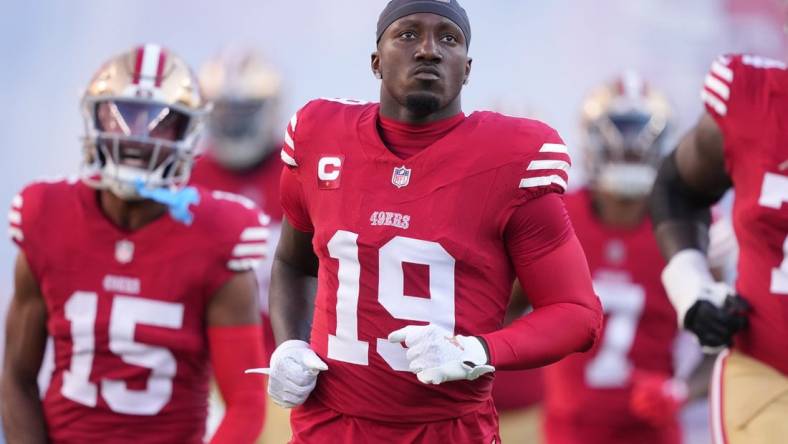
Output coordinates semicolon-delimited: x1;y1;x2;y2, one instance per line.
81;43;207;199
580;71;672;198
199;46;282;169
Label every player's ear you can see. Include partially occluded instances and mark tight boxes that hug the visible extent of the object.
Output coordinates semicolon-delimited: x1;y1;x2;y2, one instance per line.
371;51;382;80
463;57;473;86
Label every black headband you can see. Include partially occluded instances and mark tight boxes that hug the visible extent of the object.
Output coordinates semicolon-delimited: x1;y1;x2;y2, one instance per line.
376;0;471;48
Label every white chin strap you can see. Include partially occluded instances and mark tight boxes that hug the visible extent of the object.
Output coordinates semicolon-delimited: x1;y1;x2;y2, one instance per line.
102;163;161;200
596;163;657;198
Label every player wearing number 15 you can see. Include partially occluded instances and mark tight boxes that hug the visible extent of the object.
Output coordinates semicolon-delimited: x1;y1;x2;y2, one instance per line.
650;53;788;443
263;1;603;442
1;45;267;444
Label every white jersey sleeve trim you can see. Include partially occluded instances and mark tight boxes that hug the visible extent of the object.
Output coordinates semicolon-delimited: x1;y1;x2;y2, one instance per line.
227;258;263;272
281;150;297;167
701;90;727;116
519;175;567;192
232;242;267;258
527;159;570;172
8;227;23;242
8;210;21;225
11;194;22;209
704;74;730;100
241;227;270;242
710;60;733;83
538;143;569;154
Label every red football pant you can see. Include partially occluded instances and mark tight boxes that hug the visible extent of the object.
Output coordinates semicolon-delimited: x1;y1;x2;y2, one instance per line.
544;414;680;444
290;397;500;444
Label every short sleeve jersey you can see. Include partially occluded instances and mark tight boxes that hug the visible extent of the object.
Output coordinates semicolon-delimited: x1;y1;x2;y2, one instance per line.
543;190;678;428
279;98;573;422
8;179;267;444
190;151;282;312
702;54;788;375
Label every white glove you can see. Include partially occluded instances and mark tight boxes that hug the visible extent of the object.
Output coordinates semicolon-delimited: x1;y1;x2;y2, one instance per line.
260;340;327;408
661;249;733;325
387;325;494;385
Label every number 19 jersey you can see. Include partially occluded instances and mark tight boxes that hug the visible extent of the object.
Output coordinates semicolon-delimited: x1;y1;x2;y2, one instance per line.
280;98;573;422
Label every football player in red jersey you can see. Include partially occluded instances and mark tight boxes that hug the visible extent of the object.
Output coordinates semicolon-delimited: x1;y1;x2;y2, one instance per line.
190;48;287;439
0;44;267;444
650;52;788;443
542;73;696;444
250;1;603;442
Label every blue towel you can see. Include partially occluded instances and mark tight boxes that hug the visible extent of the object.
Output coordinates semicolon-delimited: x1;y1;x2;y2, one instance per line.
135;179;200;225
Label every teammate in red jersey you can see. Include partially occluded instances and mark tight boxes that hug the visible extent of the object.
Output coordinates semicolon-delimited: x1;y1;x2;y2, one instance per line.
251;1;603;442
650;52;788;443
0;44;267;444
190;46;287;440
543;73;691;444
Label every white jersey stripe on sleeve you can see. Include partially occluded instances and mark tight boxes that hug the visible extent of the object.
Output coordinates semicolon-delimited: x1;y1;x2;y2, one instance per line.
284;130;295;149
241;227;270;241
710;60;734;83
538;143;569;154
290;113;298;133
8;227;23;242
704;74;730;100
227;258;263;272
232;243;267;257
281;150;297;167
8;210;21;225
12;194;22;209
527;159;570;172
519;175;567;192
701;90;728;116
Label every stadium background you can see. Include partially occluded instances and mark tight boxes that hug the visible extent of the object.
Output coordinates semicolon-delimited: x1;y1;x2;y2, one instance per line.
0;0;784;442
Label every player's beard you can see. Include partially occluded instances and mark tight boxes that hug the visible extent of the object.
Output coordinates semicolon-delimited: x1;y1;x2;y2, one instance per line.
404;92;441;117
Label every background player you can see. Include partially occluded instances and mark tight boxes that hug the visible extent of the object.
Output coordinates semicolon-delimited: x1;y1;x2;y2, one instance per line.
1;44;267;444
650;52;788;444
191;47;291;442
255;1;603;442
542;72;713;444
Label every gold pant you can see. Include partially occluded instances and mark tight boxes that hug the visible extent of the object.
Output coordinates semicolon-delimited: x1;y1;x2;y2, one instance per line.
498;405;542;444
711;349;788;444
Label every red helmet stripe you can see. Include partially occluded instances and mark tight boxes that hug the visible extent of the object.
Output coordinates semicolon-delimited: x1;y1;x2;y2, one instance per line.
132;45;145;84
154;49;167;87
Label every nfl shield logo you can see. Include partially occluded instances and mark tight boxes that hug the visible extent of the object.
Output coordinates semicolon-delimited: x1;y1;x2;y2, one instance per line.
115;239;135;264
391;166;412;188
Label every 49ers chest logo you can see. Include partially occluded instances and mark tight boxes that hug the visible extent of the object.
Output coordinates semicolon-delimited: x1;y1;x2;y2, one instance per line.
318;155;344;190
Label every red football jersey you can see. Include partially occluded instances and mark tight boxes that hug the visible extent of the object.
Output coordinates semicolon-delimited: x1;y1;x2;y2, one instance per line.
543;190;678;435
279;98;572;423
191;151;283;313
8;179;267;444
702;54;788;375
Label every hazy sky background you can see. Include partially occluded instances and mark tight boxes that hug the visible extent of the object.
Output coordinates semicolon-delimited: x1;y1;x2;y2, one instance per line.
0;0;784;365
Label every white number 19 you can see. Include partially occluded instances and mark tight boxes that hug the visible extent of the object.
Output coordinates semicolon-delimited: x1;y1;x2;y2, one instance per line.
326;231;456;371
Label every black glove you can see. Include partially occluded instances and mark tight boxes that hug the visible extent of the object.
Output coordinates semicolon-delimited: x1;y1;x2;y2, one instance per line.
683;295;750;348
